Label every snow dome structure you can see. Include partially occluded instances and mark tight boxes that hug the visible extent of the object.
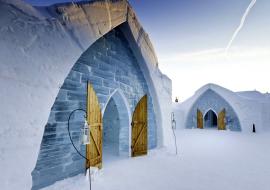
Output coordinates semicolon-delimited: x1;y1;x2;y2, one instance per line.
173;84;270;132
0;0;173;189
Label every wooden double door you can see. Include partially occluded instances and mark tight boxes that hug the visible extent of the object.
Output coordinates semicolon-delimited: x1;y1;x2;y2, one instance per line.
197;108;226;130
86;83;148;170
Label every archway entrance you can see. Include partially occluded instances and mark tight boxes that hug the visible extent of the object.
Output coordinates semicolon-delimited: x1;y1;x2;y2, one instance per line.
103;98;120;157
102;91;130;163
204;110;217;128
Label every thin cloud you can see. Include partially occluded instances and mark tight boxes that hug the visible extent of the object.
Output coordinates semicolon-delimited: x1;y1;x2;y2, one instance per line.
225;0;257;53
159;47;270;64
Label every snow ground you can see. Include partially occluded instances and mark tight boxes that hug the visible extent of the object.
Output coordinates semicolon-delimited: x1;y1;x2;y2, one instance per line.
43;129;270;190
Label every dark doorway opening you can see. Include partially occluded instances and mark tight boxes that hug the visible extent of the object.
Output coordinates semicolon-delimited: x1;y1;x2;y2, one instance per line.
103;98;120;158
204;110;217;128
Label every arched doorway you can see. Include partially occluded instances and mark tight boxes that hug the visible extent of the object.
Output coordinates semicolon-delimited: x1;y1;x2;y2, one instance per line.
102;90;131;163
31;14;160;189
204;109;217;128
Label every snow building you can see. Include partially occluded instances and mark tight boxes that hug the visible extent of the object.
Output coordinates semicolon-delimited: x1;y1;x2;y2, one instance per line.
0;0;173;189
173;83;270;132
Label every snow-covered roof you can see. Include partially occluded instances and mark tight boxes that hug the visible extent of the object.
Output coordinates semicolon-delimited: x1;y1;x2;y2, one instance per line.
236;91;270;103
179;83;239;112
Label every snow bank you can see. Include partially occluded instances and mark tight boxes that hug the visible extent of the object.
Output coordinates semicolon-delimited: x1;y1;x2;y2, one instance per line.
43;129;270;190
0;0;172;189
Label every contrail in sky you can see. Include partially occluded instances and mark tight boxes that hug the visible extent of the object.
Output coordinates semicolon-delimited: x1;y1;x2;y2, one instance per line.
225;0;257;53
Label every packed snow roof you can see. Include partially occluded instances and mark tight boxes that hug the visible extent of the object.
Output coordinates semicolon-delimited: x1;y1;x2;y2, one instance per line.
237;91;270;102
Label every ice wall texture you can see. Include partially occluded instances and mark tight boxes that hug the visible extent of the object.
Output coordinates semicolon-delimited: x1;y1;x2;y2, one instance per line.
0;1;172;189
31;27;157;190
186;89;241;131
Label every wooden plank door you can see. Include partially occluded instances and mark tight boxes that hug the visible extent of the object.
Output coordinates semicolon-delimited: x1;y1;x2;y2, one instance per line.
86;82;102;169
218;108;226;130
197;109;203;129
131;95;147;157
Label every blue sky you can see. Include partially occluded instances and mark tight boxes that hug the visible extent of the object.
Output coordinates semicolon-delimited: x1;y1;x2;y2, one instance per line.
130;0;270;50
24;0;270;100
